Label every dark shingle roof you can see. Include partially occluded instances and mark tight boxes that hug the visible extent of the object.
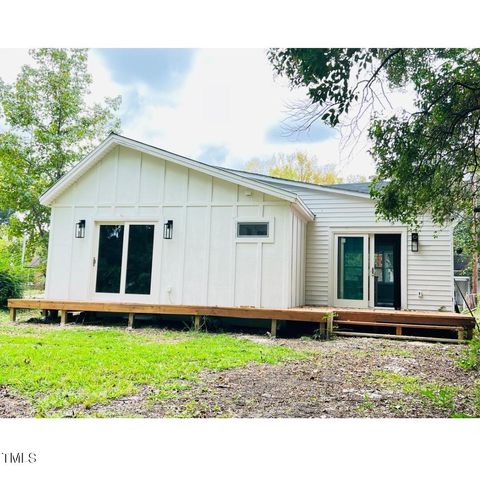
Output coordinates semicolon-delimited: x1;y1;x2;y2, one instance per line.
322;182;372;194
221;167;382;196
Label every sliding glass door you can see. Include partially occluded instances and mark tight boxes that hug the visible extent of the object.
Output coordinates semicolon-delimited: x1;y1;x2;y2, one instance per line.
94;223;155;298
95;225;125;294
334;234;369;308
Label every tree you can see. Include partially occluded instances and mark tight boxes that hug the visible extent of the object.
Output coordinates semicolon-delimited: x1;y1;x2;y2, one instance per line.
0;209;13;225
268;48;480;300
245;152;342;184
0;49;121;258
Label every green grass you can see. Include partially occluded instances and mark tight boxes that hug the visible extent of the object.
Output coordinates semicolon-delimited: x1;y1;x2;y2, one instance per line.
371;370;459;412
458;337;480;370
371;370;420;394
0;310;305;417
357;392;374;412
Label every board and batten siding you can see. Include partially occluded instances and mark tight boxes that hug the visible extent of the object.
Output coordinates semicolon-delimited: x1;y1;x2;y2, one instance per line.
281;185;454;312
45;145;301;309
290;209;307;308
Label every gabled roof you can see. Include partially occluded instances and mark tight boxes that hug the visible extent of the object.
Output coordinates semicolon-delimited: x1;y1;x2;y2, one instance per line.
40;134;315;221
221;168;373;199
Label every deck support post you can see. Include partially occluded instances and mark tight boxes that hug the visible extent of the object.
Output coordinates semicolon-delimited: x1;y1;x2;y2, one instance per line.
193;315;201;331
325;313;334;340
9;307;16;322
396;326;402;336
60;310;67;327
458;329;465;341
128;313;135;330
271;319;277;337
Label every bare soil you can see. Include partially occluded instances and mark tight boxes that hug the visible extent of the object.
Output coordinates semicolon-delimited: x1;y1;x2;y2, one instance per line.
81;335;480;418
0;385;35;418
1;333;478;418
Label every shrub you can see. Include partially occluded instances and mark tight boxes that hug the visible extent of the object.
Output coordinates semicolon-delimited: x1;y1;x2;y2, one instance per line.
0;269;24;307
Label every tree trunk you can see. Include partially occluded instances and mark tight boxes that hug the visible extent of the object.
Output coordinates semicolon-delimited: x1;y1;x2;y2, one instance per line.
472;182;478;308
472;237;478;307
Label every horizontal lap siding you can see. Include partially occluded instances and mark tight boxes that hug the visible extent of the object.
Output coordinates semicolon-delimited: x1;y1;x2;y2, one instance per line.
285;186;453;311
406;224;453;311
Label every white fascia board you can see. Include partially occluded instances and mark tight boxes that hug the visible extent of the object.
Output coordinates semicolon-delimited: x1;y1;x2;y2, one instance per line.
40;134;313;222
293;198;315;221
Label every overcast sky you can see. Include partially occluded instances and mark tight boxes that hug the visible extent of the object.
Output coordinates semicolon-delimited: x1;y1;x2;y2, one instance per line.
0;48;376;178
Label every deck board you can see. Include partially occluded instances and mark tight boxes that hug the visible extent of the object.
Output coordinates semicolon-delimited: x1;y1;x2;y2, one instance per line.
7;299;334;323
333;307;474;327
7;299;475;332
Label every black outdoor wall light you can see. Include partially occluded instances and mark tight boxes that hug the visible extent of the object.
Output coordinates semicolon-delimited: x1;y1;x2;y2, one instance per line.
411;232;419;252
163;220;173;239
75;219;86;239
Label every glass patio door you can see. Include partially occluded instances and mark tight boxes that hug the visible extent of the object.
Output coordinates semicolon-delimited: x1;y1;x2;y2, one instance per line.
94;223;155;298
334;234;369;308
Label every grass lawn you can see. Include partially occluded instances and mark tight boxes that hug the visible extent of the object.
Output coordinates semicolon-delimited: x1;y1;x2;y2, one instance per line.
0;310;306;417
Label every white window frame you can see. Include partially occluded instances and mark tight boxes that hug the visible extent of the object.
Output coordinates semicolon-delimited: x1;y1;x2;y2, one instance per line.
327;226;408;310
90;220;160;302
234;217;274;243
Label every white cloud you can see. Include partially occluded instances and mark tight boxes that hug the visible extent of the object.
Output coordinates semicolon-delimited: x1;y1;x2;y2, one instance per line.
1;48;381;178
87;51;125;106
107;49;378;178
0;48;31;83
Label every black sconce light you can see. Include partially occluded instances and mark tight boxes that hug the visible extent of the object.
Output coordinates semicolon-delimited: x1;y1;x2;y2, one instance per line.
411;232;419;252
75;219;86;239
163;220;173;240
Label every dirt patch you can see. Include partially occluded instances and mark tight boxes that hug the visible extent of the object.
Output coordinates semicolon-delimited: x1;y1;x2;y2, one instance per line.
0;386;34;418
84;336;480;418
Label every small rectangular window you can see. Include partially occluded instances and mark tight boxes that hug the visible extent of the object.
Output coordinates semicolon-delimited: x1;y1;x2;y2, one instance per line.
237;222;269;237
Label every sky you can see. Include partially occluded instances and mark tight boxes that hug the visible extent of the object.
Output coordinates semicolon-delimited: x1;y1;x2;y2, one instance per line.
0;48;377;178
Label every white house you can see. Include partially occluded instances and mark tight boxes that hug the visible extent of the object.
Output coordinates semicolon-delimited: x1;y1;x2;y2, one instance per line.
40;133;455;313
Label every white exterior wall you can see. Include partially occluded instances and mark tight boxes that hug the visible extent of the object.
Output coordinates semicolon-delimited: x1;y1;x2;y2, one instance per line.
286;186;454;312
290;210;307;307
45;146;300;309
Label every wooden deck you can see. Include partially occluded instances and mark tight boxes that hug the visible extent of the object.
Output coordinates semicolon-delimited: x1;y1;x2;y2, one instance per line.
7;298;476;341
333;307;476;341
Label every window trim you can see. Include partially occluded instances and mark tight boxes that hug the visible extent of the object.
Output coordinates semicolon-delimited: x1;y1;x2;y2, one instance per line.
234;217;274;243
91;220;159;301
237;221;269;238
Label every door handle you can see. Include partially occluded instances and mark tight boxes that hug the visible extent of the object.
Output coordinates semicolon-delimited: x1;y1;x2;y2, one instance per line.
93;257;96;267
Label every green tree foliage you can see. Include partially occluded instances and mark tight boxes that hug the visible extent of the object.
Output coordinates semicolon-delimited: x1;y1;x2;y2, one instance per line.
0;49;121;258
245;152;343;184
0;269;24;307
268;48;480;228
453;216;480;275
0;209;13;225
0;231;27;304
